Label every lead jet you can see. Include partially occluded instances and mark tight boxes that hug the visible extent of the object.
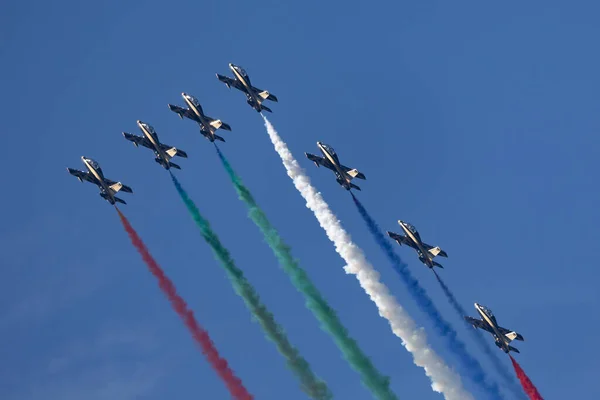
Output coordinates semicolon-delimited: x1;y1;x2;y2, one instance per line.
305;142;366;191
386;221;448;268
216;63;278;113
122;120;188;170
168;93;232;142
67;156;133;205
465;303;524;353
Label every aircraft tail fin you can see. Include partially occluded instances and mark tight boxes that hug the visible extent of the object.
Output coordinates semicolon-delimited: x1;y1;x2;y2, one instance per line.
214;134;226;142
346;168;366;180
505;331;524;342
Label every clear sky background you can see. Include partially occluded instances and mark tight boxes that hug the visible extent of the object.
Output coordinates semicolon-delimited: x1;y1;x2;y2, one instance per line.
1;1;599;399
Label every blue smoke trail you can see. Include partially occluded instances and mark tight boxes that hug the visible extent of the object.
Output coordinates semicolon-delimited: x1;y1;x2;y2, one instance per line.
433;271;527;399
351;194;504;400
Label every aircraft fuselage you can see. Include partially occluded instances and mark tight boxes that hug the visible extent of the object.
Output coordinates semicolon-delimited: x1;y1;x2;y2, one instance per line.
81;157;115;204
398;222;434;267
230;64;261;111
475;303;510;353
182;97;215;140
317;142;351;189
137;122;169;165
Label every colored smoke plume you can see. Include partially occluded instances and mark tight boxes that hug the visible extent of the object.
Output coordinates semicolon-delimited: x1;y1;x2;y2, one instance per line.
170;173;332;400
262;115;473;400
215;146;397;400
510;356;544;400
433;271;526;399
115;207;253;400
351;194;503;399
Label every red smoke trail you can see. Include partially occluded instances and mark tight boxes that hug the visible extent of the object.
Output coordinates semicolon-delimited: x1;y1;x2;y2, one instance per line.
116;208;253;400
509;355;543;400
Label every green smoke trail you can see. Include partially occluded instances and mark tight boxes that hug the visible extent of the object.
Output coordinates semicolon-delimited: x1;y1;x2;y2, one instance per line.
216;147;398;400
170;172;332;400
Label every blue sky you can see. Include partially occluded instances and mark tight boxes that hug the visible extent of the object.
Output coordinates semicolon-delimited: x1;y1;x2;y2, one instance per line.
1;1;599;398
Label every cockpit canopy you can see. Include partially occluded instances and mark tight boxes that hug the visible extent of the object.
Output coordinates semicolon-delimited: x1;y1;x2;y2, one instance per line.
140;122;156;135
85;158;100;170
184;93;200;107
481;305;494;317
321;143;337;156
233;65;248;78
404;223;417;234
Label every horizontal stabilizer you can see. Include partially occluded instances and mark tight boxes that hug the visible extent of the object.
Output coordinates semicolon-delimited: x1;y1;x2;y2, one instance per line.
347;169;361;179
386;231;404;243
505;331;524;342
258;90;271;100
508;345;520;353
109;182;123;193
260;104;272;113
168;162;181;170
350;182;361;191
432;261;444;269
214;134;226;142
220;121;232;131
428;246;442;257
165;147;178;158
209;119;223;129
114;196;127;205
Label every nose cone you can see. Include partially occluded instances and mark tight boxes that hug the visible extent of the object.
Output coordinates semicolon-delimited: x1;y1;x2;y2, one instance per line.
81;156;86;162
317;141;322;146
229;63;234;68
474;303;480;308
181;92;188;98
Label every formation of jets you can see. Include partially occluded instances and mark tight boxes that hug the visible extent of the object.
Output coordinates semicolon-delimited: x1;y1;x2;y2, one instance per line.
67;63;526;355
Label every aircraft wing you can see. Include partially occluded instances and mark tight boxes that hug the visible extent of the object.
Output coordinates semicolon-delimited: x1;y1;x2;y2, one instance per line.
341;164;366;180
104;178;133;193
168;104;198;121
387;231;419;250
159;143;188;158
464;316;494;333
217;74;245;91
68;168;97;184
252;86;278;102
305;153;335;170
422;242;448;257
123;132;154;149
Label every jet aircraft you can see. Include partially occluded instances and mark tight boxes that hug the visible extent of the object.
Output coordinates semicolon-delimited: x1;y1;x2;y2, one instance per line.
168;93;232;142
123;120;188;170
464;303;524;353
305;142;366;191
216;63;278;113
67;156;133;205
387;221;448;268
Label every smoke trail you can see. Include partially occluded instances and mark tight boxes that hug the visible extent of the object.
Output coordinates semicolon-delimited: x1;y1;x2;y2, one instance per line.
215;147;397;400
115;207;253;400
170;173;332;400
351;194;503;399
509;356;544;400
261;115;474;400
432;271;527;400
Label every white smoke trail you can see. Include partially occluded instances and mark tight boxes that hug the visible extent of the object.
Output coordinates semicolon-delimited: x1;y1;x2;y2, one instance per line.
262;116;474;400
